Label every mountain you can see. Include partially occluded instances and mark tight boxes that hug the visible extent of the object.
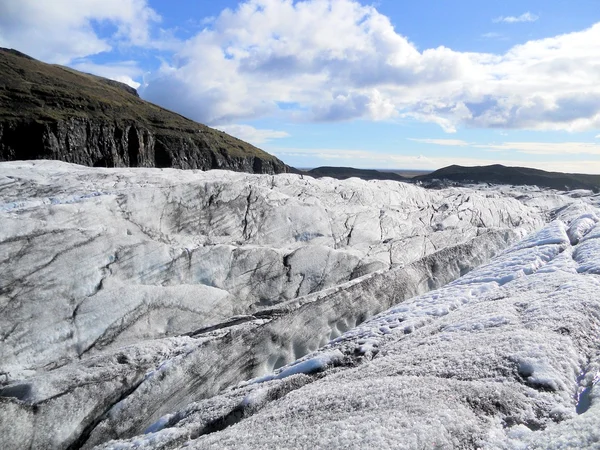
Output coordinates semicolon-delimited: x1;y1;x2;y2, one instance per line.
2;161;599;448
416;164;600;192
0;48;288;173
305;166;409;182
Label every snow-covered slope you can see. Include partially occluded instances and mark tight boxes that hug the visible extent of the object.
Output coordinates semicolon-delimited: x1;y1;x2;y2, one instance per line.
0;161;598;449
93;211;600;450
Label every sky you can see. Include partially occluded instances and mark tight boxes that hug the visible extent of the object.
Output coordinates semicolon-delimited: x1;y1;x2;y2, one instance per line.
1;0;600;173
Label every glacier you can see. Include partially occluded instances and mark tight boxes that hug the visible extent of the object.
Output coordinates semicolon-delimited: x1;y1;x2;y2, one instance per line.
0;160;599;449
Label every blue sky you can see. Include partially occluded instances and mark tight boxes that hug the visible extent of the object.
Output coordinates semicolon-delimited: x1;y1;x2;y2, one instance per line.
2;0;600;173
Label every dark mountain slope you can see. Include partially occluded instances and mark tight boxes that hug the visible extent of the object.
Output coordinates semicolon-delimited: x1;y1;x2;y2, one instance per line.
0;48;289;173
306;166;408;182
416;164;600;192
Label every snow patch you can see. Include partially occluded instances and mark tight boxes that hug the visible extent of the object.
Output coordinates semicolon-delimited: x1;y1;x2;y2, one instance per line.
251;350;344;384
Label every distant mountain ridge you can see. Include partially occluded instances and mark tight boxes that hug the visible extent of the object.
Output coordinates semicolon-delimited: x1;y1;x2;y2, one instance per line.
300;164;600;193
0;48;289;173
415;164;600;192
305;166;409;182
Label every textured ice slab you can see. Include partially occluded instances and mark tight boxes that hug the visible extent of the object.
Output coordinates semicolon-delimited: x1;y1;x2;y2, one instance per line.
96;213;600;450
0;161;546;378
0;161;594;449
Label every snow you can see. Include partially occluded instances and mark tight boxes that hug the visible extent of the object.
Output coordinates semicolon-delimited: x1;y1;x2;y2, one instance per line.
250;350;344;384
573;238;600;274
566;214;598;244
505;219;569;251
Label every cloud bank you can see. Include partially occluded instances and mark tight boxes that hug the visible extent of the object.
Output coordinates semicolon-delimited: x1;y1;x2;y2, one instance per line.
410;138;600;156
0;0;159;64
139;0;600;134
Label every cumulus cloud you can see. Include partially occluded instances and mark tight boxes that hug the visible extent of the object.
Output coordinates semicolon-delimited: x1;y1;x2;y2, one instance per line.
215;124;290;145
494;12;539;24
139;0;600;133
0;0;160;64
141;0;434;125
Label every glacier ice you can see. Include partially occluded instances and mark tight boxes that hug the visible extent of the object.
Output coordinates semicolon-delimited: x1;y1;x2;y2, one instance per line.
96;216;600;450
1;161;599;449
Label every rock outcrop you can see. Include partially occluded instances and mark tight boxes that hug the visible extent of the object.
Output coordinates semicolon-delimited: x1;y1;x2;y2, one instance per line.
0;48;289;174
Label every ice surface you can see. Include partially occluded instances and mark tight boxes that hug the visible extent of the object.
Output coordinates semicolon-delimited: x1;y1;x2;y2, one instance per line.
1;161;599;449
250;350;344;384
96;214;600;450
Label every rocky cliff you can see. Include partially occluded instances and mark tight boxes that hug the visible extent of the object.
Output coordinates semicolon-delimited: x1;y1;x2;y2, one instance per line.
0;48;289;173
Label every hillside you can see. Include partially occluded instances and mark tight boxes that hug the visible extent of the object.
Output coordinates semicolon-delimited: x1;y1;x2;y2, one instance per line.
0;48;288;173
305;166;409;182
416;164;600;191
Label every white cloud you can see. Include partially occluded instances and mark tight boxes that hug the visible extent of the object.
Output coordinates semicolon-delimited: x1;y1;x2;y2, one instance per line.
215;124;290;145
139;0;600;133
109;76;141;90
0;0;160;64
408;138;470;146
401;113;460;134
70;60;143;89
270;147;431;168
475;141;600;155
269;147;600;174
409;137;600;156
494;12;539;24
141;0;435;125
481;32;505;39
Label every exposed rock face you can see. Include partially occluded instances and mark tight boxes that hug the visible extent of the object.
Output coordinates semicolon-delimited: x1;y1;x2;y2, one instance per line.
0;118;286;172
1;161;597;449
0;48;288;174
